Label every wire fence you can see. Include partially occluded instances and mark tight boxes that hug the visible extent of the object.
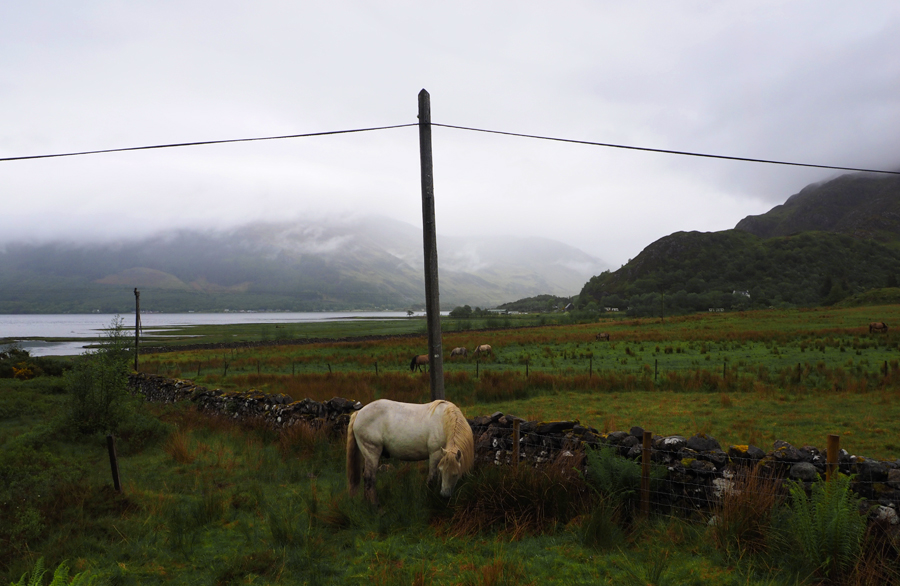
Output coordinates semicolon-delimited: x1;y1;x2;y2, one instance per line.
468;417;897;523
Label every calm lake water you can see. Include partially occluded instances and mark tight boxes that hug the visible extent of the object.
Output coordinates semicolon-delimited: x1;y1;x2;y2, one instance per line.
0;312;418;356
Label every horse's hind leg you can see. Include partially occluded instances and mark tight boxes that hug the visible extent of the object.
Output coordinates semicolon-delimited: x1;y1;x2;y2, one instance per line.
363;455;380;505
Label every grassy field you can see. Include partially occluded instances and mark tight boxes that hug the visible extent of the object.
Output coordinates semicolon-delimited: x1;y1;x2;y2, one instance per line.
139;305;900;459
4;305;900;585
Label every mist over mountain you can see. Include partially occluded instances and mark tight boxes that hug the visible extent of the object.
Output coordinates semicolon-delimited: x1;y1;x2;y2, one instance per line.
0;216;608;313
735;173;900;243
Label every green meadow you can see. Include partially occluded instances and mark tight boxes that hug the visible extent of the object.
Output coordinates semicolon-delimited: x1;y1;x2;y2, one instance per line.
3;305;900;585
141;306;900;459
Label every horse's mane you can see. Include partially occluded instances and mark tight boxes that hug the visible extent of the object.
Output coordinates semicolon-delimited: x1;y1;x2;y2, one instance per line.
439;402;475;474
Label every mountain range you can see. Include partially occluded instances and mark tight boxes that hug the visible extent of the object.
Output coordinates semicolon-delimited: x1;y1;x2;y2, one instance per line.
5;170;900;315
0;216;608;313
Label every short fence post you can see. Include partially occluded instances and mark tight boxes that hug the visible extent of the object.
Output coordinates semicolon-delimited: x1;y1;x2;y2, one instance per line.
641;430;652;515
525;359;529;378
257;360;260;376
826;434;840;481
512;419;520;468
327;364;332;374
375;361;379;376
107;434;121;493
654;359;658;381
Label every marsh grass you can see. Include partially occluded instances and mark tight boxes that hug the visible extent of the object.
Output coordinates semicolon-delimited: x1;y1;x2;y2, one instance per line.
710;469;784;560
457;556;534;586
447;453;590;537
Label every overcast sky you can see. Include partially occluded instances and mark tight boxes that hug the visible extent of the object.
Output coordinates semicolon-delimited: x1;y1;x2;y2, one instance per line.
2;2;899;268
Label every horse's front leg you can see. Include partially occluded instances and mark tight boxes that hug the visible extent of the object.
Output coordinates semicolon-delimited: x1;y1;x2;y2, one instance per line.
426;451;442;485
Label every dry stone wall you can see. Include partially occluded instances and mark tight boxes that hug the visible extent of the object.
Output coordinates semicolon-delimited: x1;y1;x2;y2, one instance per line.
128;373;900;526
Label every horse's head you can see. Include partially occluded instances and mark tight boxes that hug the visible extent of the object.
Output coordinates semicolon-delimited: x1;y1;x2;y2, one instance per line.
437;446;464;497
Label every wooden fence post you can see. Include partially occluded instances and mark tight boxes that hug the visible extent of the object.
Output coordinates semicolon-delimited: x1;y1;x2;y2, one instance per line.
512;419;520;468
826;434;840;481
641;430;652;515
133;288;140;372
375;361;379;376
107;434;121;493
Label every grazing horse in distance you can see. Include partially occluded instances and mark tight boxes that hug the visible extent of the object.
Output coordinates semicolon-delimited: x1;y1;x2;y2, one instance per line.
410;354;429;372
596;332;610;341
869;322;889;334
472;344;492;357
346;399;474;504
450;347;468;358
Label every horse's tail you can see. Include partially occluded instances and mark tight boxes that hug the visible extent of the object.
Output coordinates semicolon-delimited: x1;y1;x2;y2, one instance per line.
409;355;416;371
346;411;361;495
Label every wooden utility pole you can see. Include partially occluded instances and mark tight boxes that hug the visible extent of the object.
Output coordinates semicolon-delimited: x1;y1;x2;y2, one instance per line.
418;89;445;400
134;288;141;371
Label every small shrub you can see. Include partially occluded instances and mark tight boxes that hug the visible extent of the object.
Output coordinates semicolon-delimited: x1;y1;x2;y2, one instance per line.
777;474;866;582
61;317;133;435
583;446;666;521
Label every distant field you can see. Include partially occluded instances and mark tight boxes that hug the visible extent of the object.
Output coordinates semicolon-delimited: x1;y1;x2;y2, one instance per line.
138;305;900;460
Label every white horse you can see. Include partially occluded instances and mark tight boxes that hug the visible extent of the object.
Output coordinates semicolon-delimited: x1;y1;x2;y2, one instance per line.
450;347;468;357
346;399;474;505
472;344;492;356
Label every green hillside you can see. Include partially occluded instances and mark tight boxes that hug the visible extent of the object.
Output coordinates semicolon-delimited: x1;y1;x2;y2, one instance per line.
577;172;900;316
578;230;900;315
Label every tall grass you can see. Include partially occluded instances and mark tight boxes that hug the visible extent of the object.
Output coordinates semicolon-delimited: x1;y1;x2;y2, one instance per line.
710;469;784;560
446;453;590;537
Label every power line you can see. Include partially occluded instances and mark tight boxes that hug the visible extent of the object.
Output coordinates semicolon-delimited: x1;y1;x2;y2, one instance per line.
432;123;900;176
0;124;418;162
2;119;898;176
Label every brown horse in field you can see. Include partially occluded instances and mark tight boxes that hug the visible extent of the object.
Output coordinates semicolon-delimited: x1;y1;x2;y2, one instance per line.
596;332;610;341
450;347;468;357
410;354;429;372
472;344;492;357
869;322;889;334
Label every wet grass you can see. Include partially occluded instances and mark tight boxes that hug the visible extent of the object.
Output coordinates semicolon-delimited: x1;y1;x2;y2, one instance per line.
6;305;900;584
